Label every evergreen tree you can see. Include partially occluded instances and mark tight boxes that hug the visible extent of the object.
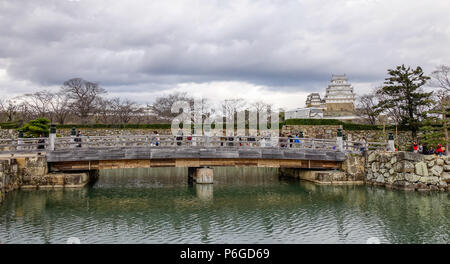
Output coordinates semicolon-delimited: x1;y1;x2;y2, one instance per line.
376;65;433;139
18;118;50;138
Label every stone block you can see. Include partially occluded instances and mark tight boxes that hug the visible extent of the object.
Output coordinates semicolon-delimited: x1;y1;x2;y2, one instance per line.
424;155;435;161
376;175;384;183
438;181;448;188
430;185;440;191
368;152;377;163
444;165;450;171
415;183;429;192
430;165;443;176
390;156;397;164
436;159;444;166
403;161;415;173
415;162;428;176
421;176;440;184
394;162;403;173
405;174;421;183
399;152;423;162
372;162;379;173
442;172;450;183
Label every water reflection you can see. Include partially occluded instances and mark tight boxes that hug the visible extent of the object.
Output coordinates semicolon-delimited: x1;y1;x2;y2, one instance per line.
196;184;213;201
0;167;448;244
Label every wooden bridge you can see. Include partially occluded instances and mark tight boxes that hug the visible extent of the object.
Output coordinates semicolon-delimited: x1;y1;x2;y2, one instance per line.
0;135;388;172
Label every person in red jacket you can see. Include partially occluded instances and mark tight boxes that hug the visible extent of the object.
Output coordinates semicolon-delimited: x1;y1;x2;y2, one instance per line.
435;144;444;157
413;142;418;153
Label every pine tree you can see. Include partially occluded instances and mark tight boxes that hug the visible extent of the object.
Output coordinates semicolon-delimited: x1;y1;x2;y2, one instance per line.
376;65;433;140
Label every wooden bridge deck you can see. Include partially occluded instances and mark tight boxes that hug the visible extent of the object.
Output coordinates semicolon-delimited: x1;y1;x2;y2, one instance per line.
47;146;346;171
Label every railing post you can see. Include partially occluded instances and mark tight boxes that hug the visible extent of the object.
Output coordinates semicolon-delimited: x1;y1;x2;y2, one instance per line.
49;124;56;151
388;132;395;152
17;129;24;151
342;134;347;150
336;128;343;152
71;127;76;148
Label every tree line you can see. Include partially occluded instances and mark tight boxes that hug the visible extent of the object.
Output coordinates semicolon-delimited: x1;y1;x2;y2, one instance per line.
0;78;274;126
0;78;153;125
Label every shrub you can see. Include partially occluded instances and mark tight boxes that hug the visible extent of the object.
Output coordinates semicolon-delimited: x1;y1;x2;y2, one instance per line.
18;118;50;138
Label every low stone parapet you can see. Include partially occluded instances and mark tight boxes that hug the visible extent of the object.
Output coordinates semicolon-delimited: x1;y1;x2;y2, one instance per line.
1;155;92;203
21;172;90;189
366;151;449;192
279;168;364;184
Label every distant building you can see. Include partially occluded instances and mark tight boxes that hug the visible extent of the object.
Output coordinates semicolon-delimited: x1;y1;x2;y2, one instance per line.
284;107;324;119
323;74;356;115
285;74;358;121
305;93;324;108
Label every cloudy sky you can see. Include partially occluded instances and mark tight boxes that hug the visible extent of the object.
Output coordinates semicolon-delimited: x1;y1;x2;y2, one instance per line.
1;0;449;109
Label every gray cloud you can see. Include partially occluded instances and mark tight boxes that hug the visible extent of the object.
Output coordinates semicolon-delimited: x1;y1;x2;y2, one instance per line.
0;0;449;101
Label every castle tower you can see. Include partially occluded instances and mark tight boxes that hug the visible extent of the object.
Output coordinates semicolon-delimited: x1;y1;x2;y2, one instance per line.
323;74;355;115
305;93;323;108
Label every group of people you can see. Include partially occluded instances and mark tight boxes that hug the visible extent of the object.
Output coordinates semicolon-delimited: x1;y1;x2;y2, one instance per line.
412;142;446;156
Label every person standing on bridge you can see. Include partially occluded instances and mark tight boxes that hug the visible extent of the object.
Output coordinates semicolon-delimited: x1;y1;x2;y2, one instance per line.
37;133;45;155
288;134;293;148
360;137;367;153
176;128;183;146
75;131;82;148
151;131;159;146
294;134;300;147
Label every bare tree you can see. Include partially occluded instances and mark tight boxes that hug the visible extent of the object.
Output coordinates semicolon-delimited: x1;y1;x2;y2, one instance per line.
150;92;193;121
0;99;20;122
222;98;247;120
356;93;380;125
62;78;106;124
110;97;140;124
93;97;113;124
21;90;53;121
431;65;450;153
49;91;71;124
432;65;450;92
251;101;272;113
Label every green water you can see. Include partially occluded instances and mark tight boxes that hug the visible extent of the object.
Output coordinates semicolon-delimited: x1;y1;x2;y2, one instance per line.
0;167;449;244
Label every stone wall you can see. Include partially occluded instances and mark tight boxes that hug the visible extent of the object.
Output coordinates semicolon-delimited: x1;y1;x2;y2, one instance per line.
279;153;365;184
1;156;91;203
0;129;17;139
366;151;450;192
0;128;173;139
0;159;21;203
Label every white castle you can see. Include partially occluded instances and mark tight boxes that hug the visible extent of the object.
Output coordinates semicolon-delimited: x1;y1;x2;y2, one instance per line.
285;74;357;120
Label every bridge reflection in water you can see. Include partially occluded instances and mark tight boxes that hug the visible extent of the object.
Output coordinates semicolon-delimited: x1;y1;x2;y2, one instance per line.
0;166;448;244
97;167;282;201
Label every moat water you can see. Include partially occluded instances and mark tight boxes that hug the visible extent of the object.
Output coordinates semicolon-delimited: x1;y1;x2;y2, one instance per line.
0;167;449;244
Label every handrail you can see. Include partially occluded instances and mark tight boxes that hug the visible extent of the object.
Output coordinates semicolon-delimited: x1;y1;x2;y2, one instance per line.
0;135;389;154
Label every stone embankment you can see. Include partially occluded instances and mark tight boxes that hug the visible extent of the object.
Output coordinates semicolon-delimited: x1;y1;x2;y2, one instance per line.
366;151;450;192
280;153;365;184
0;156;90;203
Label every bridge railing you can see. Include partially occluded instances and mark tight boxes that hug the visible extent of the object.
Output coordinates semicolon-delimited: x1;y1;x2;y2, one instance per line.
0;137;48;154
51;135;340;150
0;135;389;154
